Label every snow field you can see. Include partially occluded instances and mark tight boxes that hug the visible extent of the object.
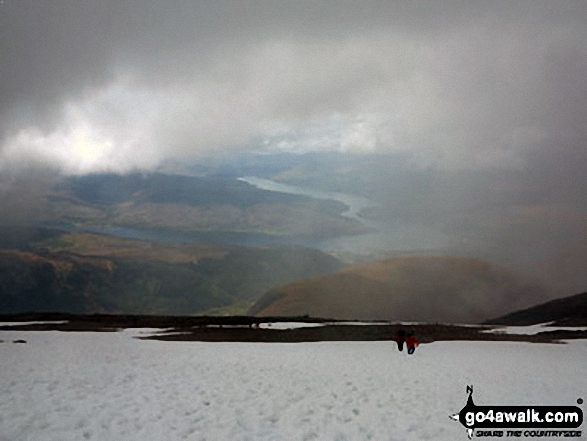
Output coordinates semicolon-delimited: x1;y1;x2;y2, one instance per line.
0;330;585;441
483;323;587;335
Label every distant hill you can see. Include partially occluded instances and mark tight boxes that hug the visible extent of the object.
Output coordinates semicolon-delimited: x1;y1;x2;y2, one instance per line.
0;231;343;315
249;255;551;323
44;172;367;240
485;292;587;326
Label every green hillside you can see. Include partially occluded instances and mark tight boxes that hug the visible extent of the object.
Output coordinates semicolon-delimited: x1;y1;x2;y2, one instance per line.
249;255;552;323
0;231;343;315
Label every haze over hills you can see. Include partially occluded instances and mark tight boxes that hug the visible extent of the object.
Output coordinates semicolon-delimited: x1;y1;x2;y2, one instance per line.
1;1;587;326
250;255;552;323
1;160;584;321
167;151;587;297
0;229;343;315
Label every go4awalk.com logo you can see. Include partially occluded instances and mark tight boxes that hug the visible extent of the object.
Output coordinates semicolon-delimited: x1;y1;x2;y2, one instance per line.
450;386;583;439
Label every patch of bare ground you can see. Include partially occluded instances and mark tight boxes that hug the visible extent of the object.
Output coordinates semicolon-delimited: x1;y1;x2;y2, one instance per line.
1;313;585;343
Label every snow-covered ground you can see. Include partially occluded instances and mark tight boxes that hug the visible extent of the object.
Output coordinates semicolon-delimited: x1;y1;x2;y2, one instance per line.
258;322;389;330
1;329;585;441
0;321;69;327
259;322;325;330
484;322;587;335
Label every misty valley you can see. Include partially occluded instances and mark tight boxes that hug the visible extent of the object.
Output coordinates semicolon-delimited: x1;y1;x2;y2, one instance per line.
0;152;585;325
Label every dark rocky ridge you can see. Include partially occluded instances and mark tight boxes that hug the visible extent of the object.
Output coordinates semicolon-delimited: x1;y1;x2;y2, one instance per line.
485;292;587;326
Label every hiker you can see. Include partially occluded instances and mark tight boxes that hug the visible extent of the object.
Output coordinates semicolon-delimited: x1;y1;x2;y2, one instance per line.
406;332;419;355
394;329;406;351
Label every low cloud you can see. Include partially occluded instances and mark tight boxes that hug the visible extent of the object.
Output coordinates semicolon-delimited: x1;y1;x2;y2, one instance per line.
1;1;586;173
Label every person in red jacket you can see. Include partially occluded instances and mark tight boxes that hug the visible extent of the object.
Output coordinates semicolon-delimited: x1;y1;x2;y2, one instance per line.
406;332;419;355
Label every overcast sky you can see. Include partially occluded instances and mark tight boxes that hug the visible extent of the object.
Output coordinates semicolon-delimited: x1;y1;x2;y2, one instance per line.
1;1;586;293
1;1;585;173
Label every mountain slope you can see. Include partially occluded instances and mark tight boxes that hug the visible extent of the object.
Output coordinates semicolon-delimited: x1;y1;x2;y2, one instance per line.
249;255;551;323
484;291;587;326
0;231;343;315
